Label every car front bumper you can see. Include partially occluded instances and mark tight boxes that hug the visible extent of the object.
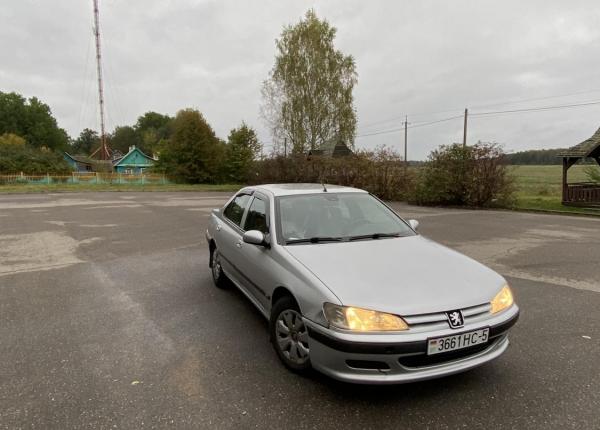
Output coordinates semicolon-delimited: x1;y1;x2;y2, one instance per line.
304;305;519;384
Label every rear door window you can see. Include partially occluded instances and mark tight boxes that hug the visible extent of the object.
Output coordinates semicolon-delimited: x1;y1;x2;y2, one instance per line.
223;194;252;227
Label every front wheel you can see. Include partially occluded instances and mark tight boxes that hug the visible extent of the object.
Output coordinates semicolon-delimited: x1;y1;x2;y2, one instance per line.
270;296;311;372
211;248;227;289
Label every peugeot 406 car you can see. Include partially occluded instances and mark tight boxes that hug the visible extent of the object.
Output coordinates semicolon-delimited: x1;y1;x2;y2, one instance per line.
205;184;519;384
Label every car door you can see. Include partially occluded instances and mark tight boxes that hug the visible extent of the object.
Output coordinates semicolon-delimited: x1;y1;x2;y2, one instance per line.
217;192;252;288
237;193;275;310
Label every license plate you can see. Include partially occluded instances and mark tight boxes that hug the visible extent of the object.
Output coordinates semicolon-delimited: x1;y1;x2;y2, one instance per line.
427;328;489;355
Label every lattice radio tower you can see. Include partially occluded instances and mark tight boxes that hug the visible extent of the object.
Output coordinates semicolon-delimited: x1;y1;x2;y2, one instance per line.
90;0;111;160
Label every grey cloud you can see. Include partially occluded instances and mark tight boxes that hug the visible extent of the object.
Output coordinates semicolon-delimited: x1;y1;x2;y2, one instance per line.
1;0;599;159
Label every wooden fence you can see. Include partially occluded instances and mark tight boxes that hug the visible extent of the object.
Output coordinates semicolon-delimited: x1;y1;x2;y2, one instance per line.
563;182;600;207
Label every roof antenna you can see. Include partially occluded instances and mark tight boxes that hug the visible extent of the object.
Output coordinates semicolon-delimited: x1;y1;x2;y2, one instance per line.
322;181;328;192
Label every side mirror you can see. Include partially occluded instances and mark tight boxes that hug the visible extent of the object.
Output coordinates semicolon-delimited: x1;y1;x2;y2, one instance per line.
243;230;267;246
408;219;419;231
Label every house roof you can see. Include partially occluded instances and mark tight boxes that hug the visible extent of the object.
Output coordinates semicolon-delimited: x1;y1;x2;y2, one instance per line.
309;139;353;157
64;153;93;165
558;127;600;158
113;146;157;167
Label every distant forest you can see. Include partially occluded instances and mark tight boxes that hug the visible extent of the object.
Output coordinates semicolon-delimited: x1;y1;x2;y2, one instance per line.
505;148;565;165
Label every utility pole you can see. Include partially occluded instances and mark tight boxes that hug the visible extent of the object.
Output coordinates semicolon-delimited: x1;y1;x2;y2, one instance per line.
91;0;109;160
462;108;468;147
284;138;287;157
403;115;409;166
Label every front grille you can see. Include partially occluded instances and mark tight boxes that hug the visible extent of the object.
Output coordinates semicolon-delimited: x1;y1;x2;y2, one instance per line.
403;303;491;332
398;341;493;368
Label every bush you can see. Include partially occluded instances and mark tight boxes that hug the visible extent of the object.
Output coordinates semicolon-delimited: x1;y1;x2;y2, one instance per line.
410;142;514;207
585;165;600;183
0;140;71;174
251;146;414;200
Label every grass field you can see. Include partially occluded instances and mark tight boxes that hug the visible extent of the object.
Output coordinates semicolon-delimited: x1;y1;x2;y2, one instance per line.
509;165;600;215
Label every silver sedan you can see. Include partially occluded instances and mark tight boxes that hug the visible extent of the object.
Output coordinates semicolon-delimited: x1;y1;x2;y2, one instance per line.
205;184;519;384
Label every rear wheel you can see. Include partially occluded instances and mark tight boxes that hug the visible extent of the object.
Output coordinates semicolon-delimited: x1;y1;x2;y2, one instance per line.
211;248;227;289
270;296;311;372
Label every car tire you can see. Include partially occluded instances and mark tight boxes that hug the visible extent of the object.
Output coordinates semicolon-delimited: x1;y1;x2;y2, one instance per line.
270;296;311;372
211;248;227;289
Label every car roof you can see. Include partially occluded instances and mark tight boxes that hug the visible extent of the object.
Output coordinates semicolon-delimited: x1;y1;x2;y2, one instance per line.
248;183;368;197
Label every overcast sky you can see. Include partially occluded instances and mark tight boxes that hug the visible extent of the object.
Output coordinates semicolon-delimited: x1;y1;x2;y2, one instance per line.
2;0;600;159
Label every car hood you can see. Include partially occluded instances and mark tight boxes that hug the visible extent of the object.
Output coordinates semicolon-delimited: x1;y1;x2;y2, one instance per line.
284;236;506;316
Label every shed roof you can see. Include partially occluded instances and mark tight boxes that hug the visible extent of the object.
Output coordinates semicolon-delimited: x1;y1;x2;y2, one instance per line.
558;127;600;158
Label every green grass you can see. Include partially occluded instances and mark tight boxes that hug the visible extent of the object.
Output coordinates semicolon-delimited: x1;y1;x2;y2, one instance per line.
510;165;600;215
0;183;242;194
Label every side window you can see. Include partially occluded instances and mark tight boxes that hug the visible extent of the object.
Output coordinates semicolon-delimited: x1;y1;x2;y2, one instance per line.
223;194;251;227
244;197;268;234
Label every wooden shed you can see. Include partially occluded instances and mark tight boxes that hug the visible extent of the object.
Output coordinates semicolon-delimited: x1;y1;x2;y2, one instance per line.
558;127;600;207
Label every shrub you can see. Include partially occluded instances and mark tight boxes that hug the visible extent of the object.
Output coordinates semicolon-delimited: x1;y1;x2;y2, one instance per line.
251;146;414;201
410;142;514;207
585;165;600;183
0;140;71;174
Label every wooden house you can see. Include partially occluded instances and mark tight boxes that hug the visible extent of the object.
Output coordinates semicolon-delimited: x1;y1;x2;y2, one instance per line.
63;153;93;172
308;138;353;158
112;146;157;174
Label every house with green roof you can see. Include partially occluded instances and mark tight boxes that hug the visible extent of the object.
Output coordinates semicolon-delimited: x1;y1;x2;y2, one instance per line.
113;146;157;174
558;127;600;206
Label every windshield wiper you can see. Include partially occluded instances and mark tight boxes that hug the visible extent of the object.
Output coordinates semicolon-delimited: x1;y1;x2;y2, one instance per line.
348;232;403;241
286;236;344;245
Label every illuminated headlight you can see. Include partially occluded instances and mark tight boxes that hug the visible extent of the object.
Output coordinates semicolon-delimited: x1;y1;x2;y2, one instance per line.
323;303;408;332
490;285;514;314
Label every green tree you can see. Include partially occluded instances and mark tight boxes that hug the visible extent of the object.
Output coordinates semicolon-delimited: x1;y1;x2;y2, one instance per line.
154;109;225;183
71;128;100;155
134;111;172;153
261;9;357;154
0;91;69;150
225;123;261;183
110;125;142;154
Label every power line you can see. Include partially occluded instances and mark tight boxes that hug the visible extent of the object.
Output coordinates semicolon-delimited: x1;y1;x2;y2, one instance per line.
356;114;463;138
470;99;600;117
357;87;600;132
469;88;600;111
356;99;600;138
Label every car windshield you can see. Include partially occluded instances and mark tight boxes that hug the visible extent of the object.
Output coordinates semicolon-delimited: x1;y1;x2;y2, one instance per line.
276;192;415;244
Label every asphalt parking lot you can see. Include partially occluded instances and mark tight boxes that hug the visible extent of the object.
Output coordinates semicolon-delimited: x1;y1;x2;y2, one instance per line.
1;192;599;429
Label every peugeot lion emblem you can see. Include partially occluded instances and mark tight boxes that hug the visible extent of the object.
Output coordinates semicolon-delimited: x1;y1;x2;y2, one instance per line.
446;310;464;329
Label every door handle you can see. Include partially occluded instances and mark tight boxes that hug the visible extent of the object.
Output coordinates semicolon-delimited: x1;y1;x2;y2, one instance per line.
236;240;242;248
216;224;221;232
